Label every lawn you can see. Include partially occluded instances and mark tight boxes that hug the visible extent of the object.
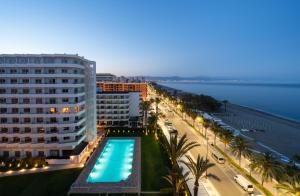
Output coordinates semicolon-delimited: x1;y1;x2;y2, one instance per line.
0;168;82;196
141;134;171;191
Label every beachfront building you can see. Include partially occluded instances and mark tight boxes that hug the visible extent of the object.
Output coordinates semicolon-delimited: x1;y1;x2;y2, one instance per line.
96;92;141;129
0;54;96;159
96;73;116;82
96;82;148;100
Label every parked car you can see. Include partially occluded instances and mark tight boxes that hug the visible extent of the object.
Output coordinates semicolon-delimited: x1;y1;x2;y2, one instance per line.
234;174;254;193
211;152;225;164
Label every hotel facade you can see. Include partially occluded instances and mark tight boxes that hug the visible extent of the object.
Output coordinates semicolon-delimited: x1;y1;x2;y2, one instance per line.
0;54;96;158
96;92;141;129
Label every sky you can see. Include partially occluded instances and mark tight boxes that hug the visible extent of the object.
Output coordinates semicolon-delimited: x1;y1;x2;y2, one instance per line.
0;0;299;81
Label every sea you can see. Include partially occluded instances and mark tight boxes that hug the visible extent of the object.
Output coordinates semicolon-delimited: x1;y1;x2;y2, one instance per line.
158;82;300;122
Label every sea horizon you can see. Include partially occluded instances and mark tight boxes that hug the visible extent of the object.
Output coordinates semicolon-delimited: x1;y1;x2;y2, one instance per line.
159;81;300;122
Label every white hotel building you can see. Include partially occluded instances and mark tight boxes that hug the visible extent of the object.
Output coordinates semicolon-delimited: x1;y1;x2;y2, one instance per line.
96;91;141;128
0;54;96;158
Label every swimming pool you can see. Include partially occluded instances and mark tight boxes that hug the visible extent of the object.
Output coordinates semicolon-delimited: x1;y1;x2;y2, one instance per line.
86;139;135;183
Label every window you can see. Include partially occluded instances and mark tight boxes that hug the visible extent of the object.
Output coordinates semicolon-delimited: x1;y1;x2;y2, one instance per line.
0;79;5;83
48;69;55;74
37;127;44;133
63;117;69;122
11;88;18;94
63;127;69;131
24;118;31;123
49;88;56;94
35;89;42;94
1;128;8;133
10;79;17;84
49;79;56;84
62;98;69;103
38;151;44;156
62;89;68;93
36;98;43;104
35;69;42;74
0;89;6;94
38;137;45;143
35;79;42;84
62;69;68;73
12;98;18;104
23;98;30;104
24;127;31;133
22;79;29;84
61;107;70;113
0;108;7;113
12;108;18;113
13;127;19;133
0;69;5;73
36;117;43;123
23;89;30;94
22;69;29;74
36;108;43;113
12;118;19;123
63;136;70;140
15;151;21;157
0;98;6;103
74;106;80;113
62;79;68;83
49;98;56;104
10;69;17;74
24;108;30;113
49;107;57;113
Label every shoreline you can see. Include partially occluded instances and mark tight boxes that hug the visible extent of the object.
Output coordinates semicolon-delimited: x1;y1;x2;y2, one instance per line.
157;81;300;124
156;82;300;158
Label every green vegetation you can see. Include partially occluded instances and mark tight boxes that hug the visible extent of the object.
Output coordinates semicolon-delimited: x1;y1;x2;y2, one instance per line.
141;134;171;191
0;168;82;196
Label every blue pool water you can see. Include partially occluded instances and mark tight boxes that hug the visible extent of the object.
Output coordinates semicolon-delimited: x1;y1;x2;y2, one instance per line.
86;139;135;183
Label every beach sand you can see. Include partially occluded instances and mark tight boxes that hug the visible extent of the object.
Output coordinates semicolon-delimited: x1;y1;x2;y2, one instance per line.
215;104;300;157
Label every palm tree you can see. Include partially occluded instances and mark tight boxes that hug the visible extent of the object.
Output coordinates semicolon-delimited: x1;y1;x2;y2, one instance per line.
181;155;217;196
162;133;200;196
229;136;251;166
252;152;283;186
202;119;210;138
163;167;191;196
189;112;197;127
222;100;229;112
211;122;220;146
275;179;300;196
219;130;233;150
140;101;151;127
155;97;161;114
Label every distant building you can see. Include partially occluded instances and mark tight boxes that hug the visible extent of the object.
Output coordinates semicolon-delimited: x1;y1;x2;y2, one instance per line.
96;82;147;100
96;73;116;82
96;92;141;128
0;54;96;159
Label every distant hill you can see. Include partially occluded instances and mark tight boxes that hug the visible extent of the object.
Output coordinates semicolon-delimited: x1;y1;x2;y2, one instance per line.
144;75;238;82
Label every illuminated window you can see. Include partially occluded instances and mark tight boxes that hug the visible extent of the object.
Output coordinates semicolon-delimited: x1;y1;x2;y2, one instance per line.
74;106;80;113
61;107;70;113
49;108;57;113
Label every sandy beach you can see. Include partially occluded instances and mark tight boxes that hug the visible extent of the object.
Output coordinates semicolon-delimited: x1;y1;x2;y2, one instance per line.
215;104;300;158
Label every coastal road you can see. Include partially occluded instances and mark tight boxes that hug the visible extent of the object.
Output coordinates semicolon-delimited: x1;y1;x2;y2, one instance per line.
155;100;261;196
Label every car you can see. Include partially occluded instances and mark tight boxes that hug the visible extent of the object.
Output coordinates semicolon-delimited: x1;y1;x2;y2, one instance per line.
234;175;254;193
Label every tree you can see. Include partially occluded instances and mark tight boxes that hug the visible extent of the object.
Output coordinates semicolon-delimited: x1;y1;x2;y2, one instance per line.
219;129;234;150
155;97;161;114
229;136;251;166
222;100;229;112
189;112;197;127
252;152;283;186
163;167;191;196
202;119;210;138
162;133;200;196
275;179;300;196
210;122;220;146
140;101;151;127
181;155;218;196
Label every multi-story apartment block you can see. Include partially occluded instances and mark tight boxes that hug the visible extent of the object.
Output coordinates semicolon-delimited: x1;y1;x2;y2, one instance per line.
96;82;147;100
96;92;141;129
0;54;96;158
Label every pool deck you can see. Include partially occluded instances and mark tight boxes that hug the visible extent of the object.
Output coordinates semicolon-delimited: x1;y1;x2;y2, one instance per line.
68;137;141;195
